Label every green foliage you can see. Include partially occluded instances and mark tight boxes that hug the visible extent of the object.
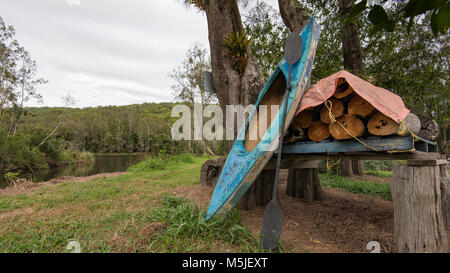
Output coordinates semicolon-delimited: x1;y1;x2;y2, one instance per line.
364;170;392;178
4;171;20;183
223;31;251;75
0;129;47;173
170;44;215;105
147;195;258;252
319;173;392;200
363;160;395;171
348;0;449;36
127;153;196;173
244;2;289;79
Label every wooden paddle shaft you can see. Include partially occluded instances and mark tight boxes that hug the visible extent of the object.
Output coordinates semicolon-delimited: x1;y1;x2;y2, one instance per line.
273;65;292;200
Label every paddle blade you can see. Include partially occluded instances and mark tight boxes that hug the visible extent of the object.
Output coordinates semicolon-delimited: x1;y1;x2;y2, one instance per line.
284;32;303;65
260;199;282;250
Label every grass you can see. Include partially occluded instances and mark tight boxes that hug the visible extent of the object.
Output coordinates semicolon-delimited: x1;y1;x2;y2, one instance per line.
319;173;392;200
364;170;392;178
1;152;397;253
0;154;260;253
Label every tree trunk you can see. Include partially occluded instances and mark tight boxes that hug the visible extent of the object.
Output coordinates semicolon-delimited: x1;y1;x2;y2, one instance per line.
338;0;363;73
278;0;310;33
391;164;448;252
203;0;265;145
338;0;364;177
286;168;324;201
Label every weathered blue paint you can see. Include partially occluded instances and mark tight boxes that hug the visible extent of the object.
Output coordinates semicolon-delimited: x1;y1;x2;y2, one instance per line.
282;135;414;153
205;18;321;220
281;135;437;154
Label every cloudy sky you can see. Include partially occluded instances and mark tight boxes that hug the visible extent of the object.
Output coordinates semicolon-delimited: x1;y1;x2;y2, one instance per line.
0;1;230;107
0;0;280;108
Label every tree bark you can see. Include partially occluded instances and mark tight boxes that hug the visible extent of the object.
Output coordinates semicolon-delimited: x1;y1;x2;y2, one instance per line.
440;164;450;230
338;0;363;73
391;164;448;252
286;168;325;201
278;0;310;33
203;0;265;145
339;0;364;176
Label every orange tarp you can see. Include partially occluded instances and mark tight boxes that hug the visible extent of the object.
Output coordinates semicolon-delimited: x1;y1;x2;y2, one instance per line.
296;70;410;123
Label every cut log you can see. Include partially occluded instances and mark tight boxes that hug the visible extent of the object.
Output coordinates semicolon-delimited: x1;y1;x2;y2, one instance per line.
286;168;325;201
348;95;375;118
308;121;330;142
398;113;421;136
367;112;399;136
294;110;315;129
329;114;365;140
417;114;440;140
391;164;448;252
320;99;344;124
285;123;306;143
333;81;354;99
200;157;226;187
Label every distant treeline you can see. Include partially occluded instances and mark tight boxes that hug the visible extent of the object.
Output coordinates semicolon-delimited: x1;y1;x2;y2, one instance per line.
19;102;202;154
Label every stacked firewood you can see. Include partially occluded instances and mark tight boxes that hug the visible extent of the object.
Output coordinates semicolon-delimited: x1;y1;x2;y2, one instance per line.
285;82;439;143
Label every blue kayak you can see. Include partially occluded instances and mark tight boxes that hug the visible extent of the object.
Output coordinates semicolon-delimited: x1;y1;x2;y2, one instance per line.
206;18;320;220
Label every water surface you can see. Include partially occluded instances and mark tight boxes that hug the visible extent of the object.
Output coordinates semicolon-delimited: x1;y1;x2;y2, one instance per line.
0;154;147;189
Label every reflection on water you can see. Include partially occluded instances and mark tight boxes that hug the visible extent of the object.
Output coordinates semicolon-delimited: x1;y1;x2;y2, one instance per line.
0;154;147;189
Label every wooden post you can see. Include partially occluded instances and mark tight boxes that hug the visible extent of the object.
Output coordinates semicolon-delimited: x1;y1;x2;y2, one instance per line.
286;161;324;201
391;163;448;253
238;169;275;211
439;164;450;230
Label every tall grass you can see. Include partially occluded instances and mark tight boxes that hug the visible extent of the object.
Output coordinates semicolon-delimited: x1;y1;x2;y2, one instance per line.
146;195;260;252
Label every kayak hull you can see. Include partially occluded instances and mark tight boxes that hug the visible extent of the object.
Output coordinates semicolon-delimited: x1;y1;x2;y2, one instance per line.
206;18;320;220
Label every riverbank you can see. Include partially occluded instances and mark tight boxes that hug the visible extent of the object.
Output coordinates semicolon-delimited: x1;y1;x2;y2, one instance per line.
0;153;147;188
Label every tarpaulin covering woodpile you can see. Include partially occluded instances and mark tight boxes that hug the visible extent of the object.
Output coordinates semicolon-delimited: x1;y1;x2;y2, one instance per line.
296;70;409;123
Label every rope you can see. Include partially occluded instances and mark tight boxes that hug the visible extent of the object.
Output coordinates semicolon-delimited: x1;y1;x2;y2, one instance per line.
397;120;419;141
324;100;379;152
326;152;341;174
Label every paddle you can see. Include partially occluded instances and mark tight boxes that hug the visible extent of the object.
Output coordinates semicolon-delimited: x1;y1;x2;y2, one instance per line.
260;32;303;250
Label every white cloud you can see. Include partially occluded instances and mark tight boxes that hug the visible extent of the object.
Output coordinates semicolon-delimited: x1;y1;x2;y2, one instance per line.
0;0;209;107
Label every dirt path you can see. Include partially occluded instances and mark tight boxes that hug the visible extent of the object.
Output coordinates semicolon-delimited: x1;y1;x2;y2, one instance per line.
173;173;450;253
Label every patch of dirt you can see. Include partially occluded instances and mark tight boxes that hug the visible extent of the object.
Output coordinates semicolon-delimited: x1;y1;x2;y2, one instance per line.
0;207;34;221
107;232;134;253
172;176;449;253
0;172;127;197
138;222;168;237
353;174;391;184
